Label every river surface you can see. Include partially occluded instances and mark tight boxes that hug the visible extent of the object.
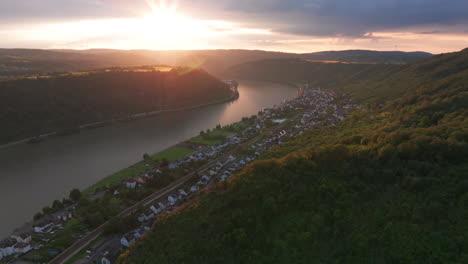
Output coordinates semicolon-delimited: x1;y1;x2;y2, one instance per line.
0;80;296;238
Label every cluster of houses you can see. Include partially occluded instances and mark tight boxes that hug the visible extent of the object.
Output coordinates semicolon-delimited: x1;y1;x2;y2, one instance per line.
0;233;33;261
58;85;356;264
0;208;74;262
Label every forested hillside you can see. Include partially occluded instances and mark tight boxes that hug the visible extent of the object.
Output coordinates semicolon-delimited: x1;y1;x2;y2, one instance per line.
0;67;232;143
123;49;467;263
228;49;467;103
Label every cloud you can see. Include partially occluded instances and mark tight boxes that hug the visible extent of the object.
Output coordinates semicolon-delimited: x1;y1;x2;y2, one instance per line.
0;0;467;53
1;0;467;37
180;0;468;37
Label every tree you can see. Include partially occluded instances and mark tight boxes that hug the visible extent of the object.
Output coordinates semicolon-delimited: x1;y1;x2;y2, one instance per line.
69;188;82;202
42;206;53;215
52;199;64;210
34;212;43;221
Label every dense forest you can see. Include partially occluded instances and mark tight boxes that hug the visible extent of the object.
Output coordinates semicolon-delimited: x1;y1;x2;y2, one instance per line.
0;67;232;143
123;49;467;263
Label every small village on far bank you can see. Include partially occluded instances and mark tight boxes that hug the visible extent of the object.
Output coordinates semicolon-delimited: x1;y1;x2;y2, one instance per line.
1;82;359;264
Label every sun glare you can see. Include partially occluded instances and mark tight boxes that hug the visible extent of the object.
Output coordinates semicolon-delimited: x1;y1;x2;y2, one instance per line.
9;0;272;50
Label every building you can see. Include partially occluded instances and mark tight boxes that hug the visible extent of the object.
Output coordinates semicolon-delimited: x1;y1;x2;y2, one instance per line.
125;179;137;189
0;238;17;259
167;195;177;205
53;211;72;223
120;233;136;247
33;222;55;233
11;233;32;244
14;243;32;254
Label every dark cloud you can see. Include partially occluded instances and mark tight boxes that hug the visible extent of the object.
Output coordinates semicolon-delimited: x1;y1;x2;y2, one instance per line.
183;0;468;36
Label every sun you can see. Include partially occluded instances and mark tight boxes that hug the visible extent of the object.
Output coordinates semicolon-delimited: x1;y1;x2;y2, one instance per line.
141;0;197;39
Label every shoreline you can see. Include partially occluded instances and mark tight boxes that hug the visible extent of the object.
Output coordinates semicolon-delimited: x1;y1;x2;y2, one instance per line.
0;91;239;150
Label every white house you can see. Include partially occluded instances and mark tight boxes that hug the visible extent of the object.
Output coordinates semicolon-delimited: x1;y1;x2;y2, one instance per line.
201;176;210;183
14;243;32;254
178;189;188;197
137;210;155;223
34;222;54;233
190;185;199;193
150;205;161;215
167;195;177;205
125;180;137;189
0;238;17;259
168;162;178;169
120;233;136;247
11;233;32;244
101;257;112;264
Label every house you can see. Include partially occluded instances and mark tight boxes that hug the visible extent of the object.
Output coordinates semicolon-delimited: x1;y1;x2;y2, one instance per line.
202;175;210;182
150;205;161;215
34;222;55;233
158;202;166;210
101;256;112;264
167;195;177;205
11;233;32;244
14;243;32;254
0;238;17;259
125;179;137;189
178;189;188;197
53;211;72;223
168;162;178;169
120;233;136;247
138;209;155;223
190;185;199;193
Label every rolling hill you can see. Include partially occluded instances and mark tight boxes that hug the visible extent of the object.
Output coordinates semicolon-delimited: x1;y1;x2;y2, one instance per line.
0;49;432;79
122;48;467;264
0;67;232;144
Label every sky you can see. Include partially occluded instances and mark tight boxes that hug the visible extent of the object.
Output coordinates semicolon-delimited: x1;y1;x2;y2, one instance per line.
1;0;467;54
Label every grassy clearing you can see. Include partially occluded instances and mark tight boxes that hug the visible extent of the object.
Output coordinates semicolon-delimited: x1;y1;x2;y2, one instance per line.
188;120;250;146
84;146;194;195
189;137;224;145
150;146;195;161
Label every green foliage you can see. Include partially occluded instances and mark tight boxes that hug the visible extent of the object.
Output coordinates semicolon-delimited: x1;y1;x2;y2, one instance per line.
123;49;468;264
69;188;82;202
0;68;232;143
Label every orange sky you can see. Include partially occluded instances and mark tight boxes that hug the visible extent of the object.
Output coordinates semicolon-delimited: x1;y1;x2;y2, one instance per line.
1;0;467;54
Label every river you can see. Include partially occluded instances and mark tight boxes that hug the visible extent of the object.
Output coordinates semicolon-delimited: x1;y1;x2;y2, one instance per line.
0;80;296;238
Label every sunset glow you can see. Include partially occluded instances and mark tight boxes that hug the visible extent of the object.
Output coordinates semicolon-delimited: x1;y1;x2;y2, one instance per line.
0;0;467;53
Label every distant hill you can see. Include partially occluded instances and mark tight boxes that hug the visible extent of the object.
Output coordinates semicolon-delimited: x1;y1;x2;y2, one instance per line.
301;50;432;64
123;49;467;264
0;48;432;78
227;48;465;103
0;67;232;144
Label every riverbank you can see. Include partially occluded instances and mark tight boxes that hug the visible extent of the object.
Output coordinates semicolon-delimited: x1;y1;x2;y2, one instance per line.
0;80;297;240
0;86;239;150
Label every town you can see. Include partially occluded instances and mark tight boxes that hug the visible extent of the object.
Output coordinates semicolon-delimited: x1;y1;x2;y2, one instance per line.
1;85;358;264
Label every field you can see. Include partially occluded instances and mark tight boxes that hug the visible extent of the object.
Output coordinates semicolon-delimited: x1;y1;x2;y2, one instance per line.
84;146;194;194
188;120;251;146
149;146;195;161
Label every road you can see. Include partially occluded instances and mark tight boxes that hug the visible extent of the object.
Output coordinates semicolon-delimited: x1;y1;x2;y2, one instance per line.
49;110;303;264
